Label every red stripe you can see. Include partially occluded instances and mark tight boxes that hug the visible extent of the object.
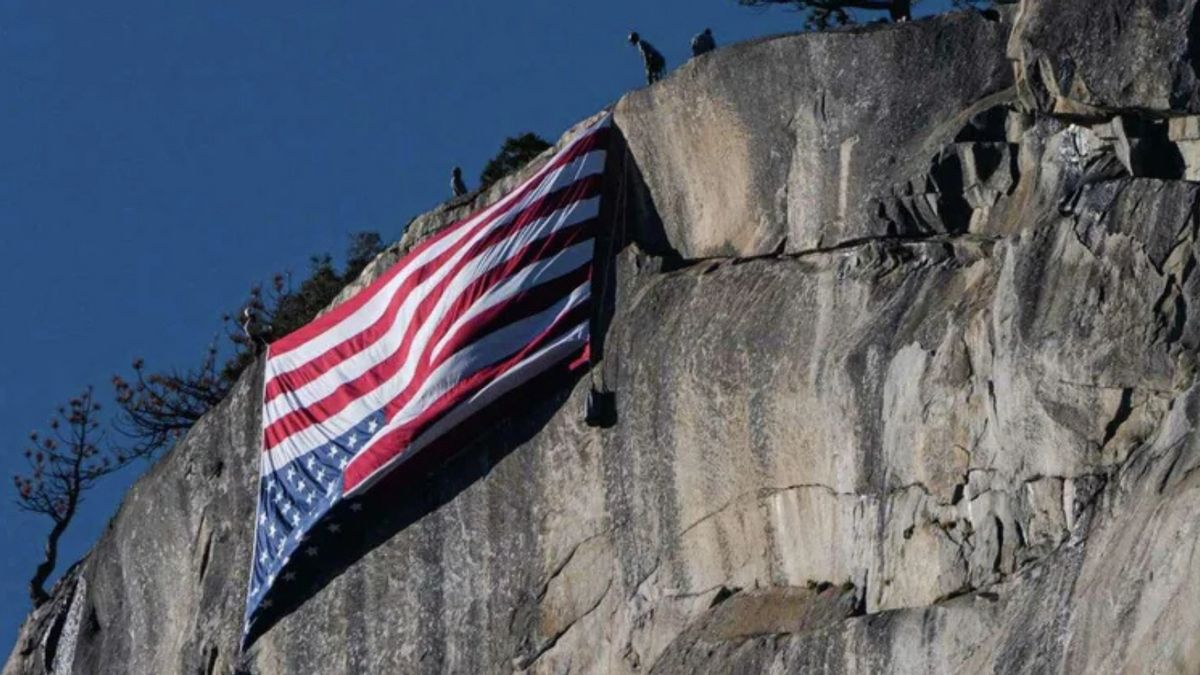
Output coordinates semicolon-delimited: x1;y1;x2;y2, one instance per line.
263;173;603;406
267;126;610;358
374;298;591;450
429;247;593;368
262;219;593;451
350;349;584;498
262;219;597;451
342;301;592;491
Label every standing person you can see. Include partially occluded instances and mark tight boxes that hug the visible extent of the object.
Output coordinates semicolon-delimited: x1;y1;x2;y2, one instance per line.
451;166;468;197
628;32;666;85
691;28;716;58
241;306;267;354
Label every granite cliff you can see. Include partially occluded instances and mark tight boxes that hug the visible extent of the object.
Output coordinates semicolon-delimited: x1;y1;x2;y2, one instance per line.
7;2;1200;673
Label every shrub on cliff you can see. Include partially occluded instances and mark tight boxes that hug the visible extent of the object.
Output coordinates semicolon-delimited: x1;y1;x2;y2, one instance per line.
736;0;992;29
112;231;385;458
479;133;551;190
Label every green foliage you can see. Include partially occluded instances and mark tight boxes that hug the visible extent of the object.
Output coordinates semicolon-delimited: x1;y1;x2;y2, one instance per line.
25;231;385;605
112;230;386;458
221;232;385;384
345;231;385;280
736;0;991;29
479;133;552;190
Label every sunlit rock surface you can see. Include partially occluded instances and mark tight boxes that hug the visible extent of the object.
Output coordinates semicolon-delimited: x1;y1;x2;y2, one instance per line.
7;3;1200;673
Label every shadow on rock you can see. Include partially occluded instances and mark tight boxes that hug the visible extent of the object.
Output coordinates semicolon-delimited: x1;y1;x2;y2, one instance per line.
243;122;668;652
243;362;584;650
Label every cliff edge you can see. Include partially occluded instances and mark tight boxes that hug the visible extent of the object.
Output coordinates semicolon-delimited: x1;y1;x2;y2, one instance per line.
7;2;1200;673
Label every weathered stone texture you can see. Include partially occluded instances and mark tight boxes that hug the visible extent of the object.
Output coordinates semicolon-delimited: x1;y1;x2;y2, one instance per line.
615;11;1015;259
7;6;1200;675
1009;0;1200;115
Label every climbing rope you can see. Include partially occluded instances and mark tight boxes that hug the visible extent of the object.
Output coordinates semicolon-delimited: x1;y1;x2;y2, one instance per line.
585;131;630;427
589;138;631;395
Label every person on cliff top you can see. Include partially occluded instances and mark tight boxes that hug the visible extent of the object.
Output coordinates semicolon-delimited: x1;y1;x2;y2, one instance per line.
628;32;666;85
450;166;468;198
240;306;267;354
690;28;716;58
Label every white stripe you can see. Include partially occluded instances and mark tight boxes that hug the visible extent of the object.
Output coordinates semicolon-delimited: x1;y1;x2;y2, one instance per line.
244;117;609;637
345;320;591;496
388;280;591;427
265;279;591;469
430;238;594;362
265;124;609;376
262;195;600;426
266;147;604;379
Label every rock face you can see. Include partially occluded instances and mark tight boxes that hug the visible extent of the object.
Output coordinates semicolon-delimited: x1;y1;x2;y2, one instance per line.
1009;0;1200;114
615;10;1015;258
7;3;1200;674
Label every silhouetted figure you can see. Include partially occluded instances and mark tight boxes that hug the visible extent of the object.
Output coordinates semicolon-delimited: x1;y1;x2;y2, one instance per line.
691;28;716;58
241;306;266;354
451;166;468;197
628;32;666;85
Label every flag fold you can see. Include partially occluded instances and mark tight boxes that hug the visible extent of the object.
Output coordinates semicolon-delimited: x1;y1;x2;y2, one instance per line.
243;113;612;641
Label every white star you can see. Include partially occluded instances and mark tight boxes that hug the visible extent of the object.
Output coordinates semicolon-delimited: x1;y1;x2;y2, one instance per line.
258;512;267;525
305;546;319;557
348;434;358;448
305;492;316;505
250;585;259;596
350;502;363;512
289;512;300;526
328;445;339;457
280;502;291;515
368;418;379;433
261;598;273;610
283;571;296;582
316;467;326;482
328;523;342;533
286;467;297;481
267;574;275;585
339;457;349;470
268;523;277;538
296;480;307;493
326;482;338;497
306;455;316;470
293;528;304;543
259;550;268;564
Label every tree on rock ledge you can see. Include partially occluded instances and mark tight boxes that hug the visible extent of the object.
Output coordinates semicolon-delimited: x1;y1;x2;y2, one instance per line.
109;231;385;460
13;387;139;606
479;133;551;190
737;0;991;30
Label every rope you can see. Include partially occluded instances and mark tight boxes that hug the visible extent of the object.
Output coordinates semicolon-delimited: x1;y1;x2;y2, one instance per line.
590;142;631;394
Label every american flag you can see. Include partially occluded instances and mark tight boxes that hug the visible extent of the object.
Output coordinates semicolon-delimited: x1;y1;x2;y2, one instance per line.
243;113;611;640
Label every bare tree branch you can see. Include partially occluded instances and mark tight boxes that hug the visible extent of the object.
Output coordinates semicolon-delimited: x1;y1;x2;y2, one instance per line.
12;387;138;606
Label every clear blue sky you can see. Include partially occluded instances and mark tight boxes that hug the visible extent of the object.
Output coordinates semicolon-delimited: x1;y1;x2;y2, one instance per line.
0;0;958;651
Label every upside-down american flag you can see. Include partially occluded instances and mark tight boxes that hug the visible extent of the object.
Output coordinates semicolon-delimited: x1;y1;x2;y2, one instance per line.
243;114;612;641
